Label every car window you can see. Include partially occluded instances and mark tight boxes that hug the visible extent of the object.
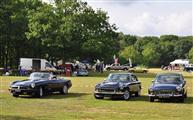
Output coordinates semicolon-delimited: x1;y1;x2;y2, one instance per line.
107;74;130;82
131;75;137;81
156;74;183;84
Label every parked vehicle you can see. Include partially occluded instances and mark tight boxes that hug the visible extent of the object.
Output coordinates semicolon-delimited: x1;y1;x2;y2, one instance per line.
128;67;148;73
20;58;57;72
148;73;187;102
9;72;72;98
105;63;130;71
73;68;89;76
94;73;141;100
184;64;193;72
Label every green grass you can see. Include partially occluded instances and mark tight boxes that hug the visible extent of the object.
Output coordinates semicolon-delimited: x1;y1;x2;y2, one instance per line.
0;69;193;120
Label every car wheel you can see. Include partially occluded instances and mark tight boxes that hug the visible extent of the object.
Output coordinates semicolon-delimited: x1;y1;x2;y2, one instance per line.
184;92;187;98
36;87;44;98
61;85;68;95
124;68;128;71
149;97;154;102
106;68;110;71
12;94;19;97
94;94;104;99
179;97;184;103
123;90;131;100
135;90;141;97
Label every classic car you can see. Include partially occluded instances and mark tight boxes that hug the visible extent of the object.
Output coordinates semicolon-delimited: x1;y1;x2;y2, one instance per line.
73;68;89;76
94;73;141;100
148;73;187;102
9;72;72;98
128;67;148;73
105;63;130;71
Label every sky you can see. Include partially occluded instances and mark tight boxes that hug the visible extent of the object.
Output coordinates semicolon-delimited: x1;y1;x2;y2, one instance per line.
43;0;193;36
84;0;193;36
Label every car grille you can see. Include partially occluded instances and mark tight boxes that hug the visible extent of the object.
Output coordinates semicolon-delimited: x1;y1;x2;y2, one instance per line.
98;89;115;92
12;86;29;89
154;89;175;94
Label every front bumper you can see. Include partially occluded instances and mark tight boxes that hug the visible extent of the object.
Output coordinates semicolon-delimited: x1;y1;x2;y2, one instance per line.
94;90;124;97
148;94;183;98
9;87;36;95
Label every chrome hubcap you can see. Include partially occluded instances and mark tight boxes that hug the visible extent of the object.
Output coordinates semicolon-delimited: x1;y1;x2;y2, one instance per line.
63;86;68;94
124;90;130;99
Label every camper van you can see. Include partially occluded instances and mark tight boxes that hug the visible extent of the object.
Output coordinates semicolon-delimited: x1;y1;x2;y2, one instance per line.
20;58;56;71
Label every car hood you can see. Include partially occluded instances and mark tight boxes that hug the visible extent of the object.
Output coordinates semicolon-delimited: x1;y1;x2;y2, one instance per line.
152;84;179;90
12;79;46;86
99;81;128;89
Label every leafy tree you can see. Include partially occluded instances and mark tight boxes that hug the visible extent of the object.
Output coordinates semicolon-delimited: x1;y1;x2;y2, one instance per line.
119;45;141;64
142;43;161;66
188;47;193;63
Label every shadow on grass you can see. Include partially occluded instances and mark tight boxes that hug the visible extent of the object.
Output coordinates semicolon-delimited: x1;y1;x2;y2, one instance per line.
102;95;193;104
19;92;90;99
0;115;36;120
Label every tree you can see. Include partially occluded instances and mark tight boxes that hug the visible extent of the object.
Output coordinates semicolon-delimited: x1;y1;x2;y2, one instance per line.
142;43;161;66
119;45;141;64
188;47;193;63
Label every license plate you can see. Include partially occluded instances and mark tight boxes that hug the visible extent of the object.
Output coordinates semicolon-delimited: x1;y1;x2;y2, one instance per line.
159;94;170;98
15;89;21;92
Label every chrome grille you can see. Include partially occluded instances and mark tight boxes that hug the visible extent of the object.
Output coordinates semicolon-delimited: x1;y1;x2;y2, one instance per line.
99;89;115;92
154;89;175;94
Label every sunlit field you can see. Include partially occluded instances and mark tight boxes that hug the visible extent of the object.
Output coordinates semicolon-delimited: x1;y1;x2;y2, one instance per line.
0;69;192;120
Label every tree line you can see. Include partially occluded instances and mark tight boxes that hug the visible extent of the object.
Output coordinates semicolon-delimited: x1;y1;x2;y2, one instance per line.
0;0;192;69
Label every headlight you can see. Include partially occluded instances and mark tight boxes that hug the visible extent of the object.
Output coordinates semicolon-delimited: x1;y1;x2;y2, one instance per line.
149;87;154;92
176;86;182;91
119;83;125;90
31;83;35;88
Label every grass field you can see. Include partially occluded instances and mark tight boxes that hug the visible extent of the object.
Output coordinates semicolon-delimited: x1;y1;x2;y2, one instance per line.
0;69;192;120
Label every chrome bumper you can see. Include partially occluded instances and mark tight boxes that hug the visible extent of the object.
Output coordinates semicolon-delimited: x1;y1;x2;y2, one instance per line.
94;91;124;95
148;94;183;97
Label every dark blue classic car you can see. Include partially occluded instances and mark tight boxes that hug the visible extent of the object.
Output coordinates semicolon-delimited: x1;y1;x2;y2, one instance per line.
148;73;187;102
9;72;72;98
94;73;141;100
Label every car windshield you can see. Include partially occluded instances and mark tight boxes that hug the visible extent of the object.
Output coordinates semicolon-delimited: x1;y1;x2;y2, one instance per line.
107;74;130;82
155;74;183;84
29;73;51;80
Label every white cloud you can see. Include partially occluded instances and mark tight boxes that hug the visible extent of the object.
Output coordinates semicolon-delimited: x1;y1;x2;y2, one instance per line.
86;0;193;36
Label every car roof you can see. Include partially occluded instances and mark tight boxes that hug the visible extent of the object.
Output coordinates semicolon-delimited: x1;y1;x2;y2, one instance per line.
157;73;182;76
109;73;133;75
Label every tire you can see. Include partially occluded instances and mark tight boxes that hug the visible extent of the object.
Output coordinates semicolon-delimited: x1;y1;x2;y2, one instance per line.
106;68;110;71
123;90;131;100
149;97;154;102
179;97;184;103
13;94;19;97
184;92;187;98
135;90;141;97
94;94;104;99
36;87;44;98
60;85;68;95
124;68;128;71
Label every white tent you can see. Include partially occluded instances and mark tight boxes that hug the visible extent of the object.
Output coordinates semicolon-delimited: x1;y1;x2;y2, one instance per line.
170;59;189;65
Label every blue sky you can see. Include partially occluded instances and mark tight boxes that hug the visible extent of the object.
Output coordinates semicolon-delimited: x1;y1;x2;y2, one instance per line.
85;0;193;36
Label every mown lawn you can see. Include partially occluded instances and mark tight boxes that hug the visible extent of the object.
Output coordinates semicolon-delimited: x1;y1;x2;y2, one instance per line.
0;69;192;120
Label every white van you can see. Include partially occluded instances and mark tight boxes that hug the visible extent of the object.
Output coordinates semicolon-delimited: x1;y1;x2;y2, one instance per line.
20;58;56;71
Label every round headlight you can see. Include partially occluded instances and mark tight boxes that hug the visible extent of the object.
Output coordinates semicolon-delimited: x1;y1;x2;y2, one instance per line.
176;86;182;91
31;83;35;88
149;87;153;92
